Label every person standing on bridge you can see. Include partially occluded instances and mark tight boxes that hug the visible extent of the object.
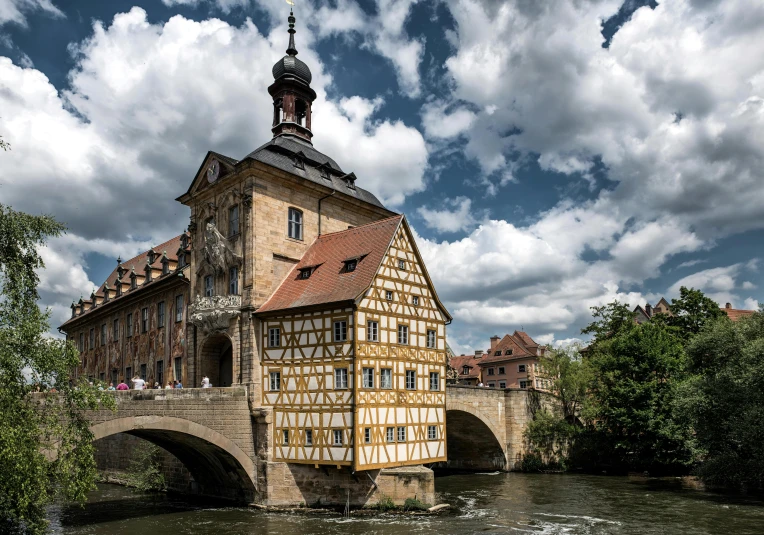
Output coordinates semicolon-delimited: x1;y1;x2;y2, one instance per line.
131;375;145;390
116;380;129;390
201;376;210;388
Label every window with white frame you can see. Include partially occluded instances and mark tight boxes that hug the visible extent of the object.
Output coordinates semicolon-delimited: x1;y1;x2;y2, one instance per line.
204;275;214;297
397;426;406;442
405;370;416;390
229;267;239;295
398;259;406;270
380;368;392;389
429;371;440;391
269;371;281;391
229;205;239;237
364;428;371;443
334;368;348;389
398;324;409;345
333;429;343;446
367;320;378;342
386;427;395;442
305;429;313;446
427;425;437;440
175;295;184;322
268;328;281;348
363;367;374;388
519;380;528;389
333;320;347;342
426;329;436;348
288;208;303;240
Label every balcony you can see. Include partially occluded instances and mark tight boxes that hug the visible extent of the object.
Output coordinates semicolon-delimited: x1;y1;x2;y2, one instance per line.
188;294;242;333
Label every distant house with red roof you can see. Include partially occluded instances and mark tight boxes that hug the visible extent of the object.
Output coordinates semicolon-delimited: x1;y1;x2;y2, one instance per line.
450;332;551;390
633;298;756;323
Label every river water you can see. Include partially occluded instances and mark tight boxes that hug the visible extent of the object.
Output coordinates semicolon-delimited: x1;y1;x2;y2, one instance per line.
48;473;764;534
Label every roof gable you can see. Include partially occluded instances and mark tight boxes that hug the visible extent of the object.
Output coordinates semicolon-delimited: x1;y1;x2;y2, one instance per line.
178;151;239;202
255;216;403;315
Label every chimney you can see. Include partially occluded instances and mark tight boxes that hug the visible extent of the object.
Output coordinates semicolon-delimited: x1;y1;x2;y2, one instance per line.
490;335;500;350
474;350;484;358
645;303;652;317
726;302;732;309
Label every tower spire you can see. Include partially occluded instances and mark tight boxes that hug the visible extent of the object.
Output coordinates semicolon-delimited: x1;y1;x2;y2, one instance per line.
287;9;298;56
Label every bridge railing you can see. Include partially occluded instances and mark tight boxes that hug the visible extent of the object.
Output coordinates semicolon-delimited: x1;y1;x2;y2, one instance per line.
29;386;247;402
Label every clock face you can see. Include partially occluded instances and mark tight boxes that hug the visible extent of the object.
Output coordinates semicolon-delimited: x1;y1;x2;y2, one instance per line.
207;160;220;183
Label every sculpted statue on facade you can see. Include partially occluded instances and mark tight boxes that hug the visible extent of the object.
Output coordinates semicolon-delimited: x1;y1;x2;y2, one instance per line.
201;222;242;275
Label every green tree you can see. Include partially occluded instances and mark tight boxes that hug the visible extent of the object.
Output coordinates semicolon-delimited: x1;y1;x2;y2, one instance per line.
678;311;764;489
666;286;726;341
542;346;590;421
583;316;693;473
0;204;114;533
581;301;637;345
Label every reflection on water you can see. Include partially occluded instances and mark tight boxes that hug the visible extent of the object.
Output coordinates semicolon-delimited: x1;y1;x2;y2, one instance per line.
49;473;764;535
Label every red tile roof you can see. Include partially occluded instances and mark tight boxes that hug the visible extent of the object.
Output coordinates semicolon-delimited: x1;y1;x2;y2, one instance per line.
60;233;189;328
479;332;542;365
256;216;403;314
722;307;755;321
449;354;482;379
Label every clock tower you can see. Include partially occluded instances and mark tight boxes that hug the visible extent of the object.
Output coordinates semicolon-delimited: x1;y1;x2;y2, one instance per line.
269;10;316;144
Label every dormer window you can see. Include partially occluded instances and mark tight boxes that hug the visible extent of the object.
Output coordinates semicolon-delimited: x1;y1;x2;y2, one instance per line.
318;165;330;180
345;260;357;272
116;282;122;297
495;350;501;356
178;254;186;268
293;155;304;170
148;251;155;264
117;266;124;279
180;235;188;249
505;349;513;355
130;273;137;290
144;264;152;283
298;268;312;280
462;366;469;375
162;258;169;275
71;304;76;318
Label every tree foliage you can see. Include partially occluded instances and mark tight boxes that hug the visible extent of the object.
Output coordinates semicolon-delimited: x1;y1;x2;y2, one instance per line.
677;311;764;489
666;287;726;341
0;204;114;534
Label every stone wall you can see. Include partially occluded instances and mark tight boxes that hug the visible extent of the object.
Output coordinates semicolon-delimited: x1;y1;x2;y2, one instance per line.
264;462;434;507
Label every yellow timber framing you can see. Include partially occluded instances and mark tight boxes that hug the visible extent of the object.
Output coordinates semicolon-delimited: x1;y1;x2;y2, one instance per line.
257;216;450;470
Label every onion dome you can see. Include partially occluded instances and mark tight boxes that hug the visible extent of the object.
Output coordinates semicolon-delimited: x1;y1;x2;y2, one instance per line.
272;10;312;84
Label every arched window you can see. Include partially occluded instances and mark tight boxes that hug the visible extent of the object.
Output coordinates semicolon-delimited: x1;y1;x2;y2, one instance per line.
288;208;303;240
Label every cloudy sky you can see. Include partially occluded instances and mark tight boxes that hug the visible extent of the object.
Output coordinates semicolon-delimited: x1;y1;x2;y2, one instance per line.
2;0;763;353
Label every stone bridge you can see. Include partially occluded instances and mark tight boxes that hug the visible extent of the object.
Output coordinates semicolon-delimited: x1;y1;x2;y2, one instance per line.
64;387;260;502
444;385;557;471
38;384;555;505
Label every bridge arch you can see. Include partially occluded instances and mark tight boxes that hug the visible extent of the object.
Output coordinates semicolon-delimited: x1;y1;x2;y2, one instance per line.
445;400;507;471
90;416;256;502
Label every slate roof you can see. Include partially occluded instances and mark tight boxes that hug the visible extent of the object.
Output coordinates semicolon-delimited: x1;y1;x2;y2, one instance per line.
256;216;403;315
60;234;190;329
478;332;543;365
244;136;387;209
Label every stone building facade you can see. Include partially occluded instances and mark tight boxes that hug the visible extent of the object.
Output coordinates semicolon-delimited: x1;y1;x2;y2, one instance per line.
60;10;447;505
61;234;191;388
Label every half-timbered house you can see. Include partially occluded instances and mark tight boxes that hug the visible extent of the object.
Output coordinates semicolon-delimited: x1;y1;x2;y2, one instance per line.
256;215;451;470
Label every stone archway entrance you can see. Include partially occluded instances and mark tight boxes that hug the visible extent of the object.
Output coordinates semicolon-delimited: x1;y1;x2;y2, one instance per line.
200;334;233;387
